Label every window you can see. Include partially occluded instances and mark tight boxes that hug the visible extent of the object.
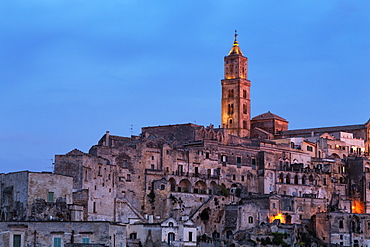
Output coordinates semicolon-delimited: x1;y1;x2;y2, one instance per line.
93;202;97;213
130;233;137;239
243;90;246;98
13;234;21;247
232;174;236;180
151;164;155;169
243;104;247;114
127;174;131;181
151;156;154;160
243;120;247;129
205;152;210;159
82;237;90;243
252;159;256;169
237;156;242;168
48;192;54;202
339;220;344;229
307;146;313;152
160;184;165;190
248;216;253;223
237;157;242;163
189;232;193;242
98;166;102;176
241;175;244;181
168;232;175;245
169;222;174;227
222;155;227;162
53;237;62;247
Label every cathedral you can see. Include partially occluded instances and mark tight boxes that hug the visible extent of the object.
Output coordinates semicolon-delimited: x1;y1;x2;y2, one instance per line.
0;35;369;247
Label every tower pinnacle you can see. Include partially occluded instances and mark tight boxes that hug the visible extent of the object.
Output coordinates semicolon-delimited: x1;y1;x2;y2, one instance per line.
228;30;243;55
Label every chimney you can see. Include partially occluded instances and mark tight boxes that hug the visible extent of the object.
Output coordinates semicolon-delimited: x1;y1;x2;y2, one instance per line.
105;131;110;146
148;215;154;223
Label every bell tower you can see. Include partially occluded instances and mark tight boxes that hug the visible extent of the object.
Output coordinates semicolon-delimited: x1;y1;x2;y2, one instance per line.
221;31;251;137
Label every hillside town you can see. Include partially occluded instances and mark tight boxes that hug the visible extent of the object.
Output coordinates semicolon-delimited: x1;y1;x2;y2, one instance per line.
1;35;369;247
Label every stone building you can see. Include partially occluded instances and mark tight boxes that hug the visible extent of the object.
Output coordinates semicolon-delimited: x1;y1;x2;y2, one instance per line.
1;34;370;246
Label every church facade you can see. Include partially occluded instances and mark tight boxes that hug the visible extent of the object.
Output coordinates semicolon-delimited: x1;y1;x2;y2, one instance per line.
1;35;369;247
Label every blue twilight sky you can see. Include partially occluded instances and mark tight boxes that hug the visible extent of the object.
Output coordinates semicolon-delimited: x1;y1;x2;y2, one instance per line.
0;1;369;173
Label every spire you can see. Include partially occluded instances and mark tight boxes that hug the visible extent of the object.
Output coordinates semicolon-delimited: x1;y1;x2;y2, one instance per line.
228;30;243;55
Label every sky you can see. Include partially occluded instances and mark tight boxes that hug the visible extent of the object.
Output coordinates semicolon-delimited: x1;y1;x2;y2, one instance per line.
0;1;369;173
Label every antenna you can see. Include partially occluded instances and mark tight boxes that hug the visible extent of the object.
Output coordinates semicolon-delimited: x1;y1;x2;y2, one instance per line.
45;159;54;172
130;125;133;135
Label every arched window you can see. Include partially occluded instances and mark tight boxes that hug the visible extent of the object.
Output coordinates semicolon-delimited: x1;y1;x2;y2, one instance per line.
228;89;234;98
168;232;175;245
248;216;253;223
302;175;306;185
294;175;299;185
169;222;174;227
286;174;291;184
279;173;284;183
243;104;247;114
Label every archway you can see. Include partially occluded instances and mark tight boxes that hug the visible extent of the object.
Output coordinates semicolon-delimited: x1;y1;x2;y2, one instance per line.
178;179;191;193
168;232;175;245
169;178;176;192
194;180;207;194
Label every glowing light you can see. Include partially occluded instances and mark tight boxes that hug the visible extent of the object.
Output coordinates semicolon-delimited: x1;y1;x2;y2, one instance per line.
270;213;284;223
352;200;364;214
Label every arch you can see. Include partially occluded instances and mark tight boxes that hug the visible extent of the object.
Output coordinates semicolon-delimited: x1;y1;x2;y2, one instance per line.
286;174;291;184
168;232;175;245
309;175;314;185
200;208;210;221
212;231;220;239
228;89;234;98
279;173;284;183
286;215;292;224
169;178;176;192
209;181;217;195
248;216;253;223
331;153;340;159
0;210;5;221
294;175;299;184
302;175;307;185
226;230;233;239
194;180;207;194
178;179;191;193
